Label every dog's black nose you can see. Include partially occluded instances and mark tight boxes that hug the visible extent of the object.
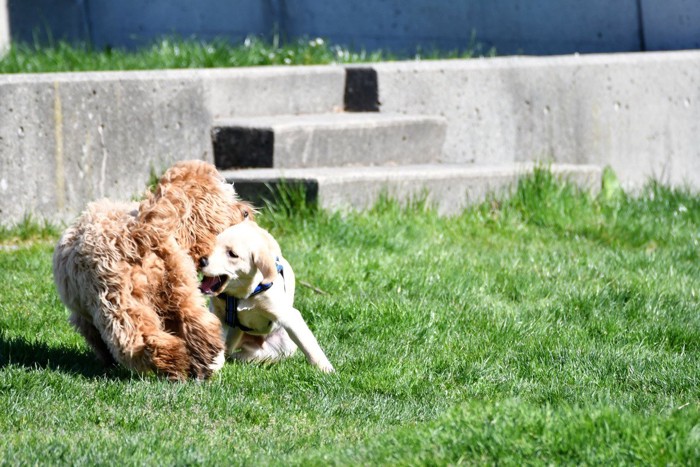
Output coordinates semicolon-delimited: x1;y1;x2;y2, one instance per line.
198;257;208;268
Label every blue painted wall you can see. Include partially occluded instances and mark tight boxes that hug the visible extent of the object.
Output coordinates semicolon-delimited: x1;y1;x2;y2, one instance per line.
7;0;700;55
641;0;700;51
283;0;642;55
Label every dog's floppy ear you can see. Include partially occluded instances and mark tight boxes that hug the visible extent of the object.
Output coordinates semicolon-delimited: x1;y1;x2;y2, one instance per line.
252;247;277;285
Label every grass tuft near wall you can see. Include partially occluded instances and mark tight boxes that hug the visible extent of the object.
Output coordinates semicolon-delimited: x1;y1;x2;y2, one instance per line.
0;169;698;464
0;36;488;74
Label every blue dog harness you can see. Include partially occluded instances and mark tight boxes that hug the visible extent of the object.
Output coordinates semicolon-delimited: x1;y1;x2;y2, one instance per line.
216;258;284;331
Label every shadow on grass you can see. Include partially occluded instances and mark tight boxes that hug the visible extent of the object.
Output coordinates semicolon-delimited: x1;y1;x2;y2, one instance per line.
0;334;131;379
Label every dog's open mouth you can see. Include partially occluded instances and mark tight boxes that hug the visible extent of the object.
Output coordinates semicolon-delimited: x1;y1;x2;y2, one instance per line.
199;275;229;296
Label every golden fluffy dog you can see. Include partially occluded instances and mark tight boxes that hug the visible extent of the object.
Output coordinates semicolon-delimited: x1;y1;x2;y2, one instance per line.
52;160;254;380
199;220;334;373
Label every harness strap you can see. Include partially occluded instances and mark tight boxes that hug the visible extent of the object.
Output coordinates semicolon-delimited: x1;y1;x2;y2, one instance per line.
222;294;253;331
217;258;284;330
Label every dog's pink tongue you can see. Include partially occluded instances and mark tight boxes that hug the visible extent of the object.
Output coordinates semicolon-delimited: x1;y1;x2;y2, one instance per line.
199;276;221;295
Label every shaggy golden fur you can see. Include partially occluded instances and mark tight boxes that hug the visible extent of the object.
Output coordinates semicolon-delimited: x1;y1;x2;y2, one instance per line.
52;160;254;380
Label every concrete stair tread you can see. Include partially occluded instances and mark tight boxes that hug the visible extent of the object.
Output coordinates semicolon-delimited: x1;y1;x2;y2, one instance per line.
222;162;600;181
223;163;602;215
213;112;446;129
212;112;447;170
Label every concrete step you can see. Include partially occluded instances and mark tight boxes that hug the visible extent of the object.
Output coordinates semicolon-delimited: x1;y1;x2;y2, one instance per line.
223;163;602;216
212;112;447;170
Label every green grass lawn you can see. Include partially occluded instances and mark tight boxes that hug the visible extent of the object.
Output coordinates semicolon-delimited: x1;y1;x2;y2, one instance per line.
0;36;487;74
1;170;698;464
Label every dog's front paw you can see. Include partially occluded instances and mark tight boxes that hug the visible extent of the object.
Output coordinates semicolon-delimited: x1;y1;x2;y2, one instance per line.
189;347;226;380
317;360;335;373
208;350;225;373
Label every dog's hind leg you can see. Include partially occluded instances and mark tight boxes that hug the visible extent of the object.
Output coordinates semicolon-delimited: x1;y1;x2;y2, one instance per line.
124;304;191;381
92;301;191;381
143;330;191;381
231;328;297;363
70;312;116;367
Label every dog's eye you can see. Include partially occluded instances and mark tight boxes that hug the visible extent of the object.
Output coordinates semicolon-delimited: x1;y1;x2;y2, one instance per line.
227;250;238;259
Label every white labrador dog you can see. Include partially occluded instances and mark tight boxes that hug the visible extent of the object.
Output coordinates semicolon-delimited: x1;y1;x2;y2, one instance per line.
199;220;334;373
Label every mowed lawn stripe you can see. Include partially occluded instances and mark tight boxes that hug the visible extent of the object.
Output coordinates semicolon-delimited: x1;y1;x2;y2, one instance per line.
0;169;698;465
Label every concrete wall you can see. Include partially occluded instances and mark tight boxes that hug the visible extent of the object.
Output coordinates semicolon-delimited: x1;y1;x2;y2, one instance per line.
0;71;211;225
7;0;700;55
375;51;700;190
0;66;344;224
1;52;699;225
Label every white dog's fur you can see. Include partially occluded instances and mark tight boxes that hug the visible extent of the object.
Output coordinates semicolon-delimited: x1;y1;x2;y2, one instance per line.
199;221;334;373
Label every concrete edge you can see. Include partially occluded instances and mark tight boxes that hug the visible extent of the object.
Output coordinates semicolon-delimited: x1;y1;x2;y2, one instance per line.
223;162;602;182
224;163;603;214
0;63;347;84
371;49;700;72
213;112;447;129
